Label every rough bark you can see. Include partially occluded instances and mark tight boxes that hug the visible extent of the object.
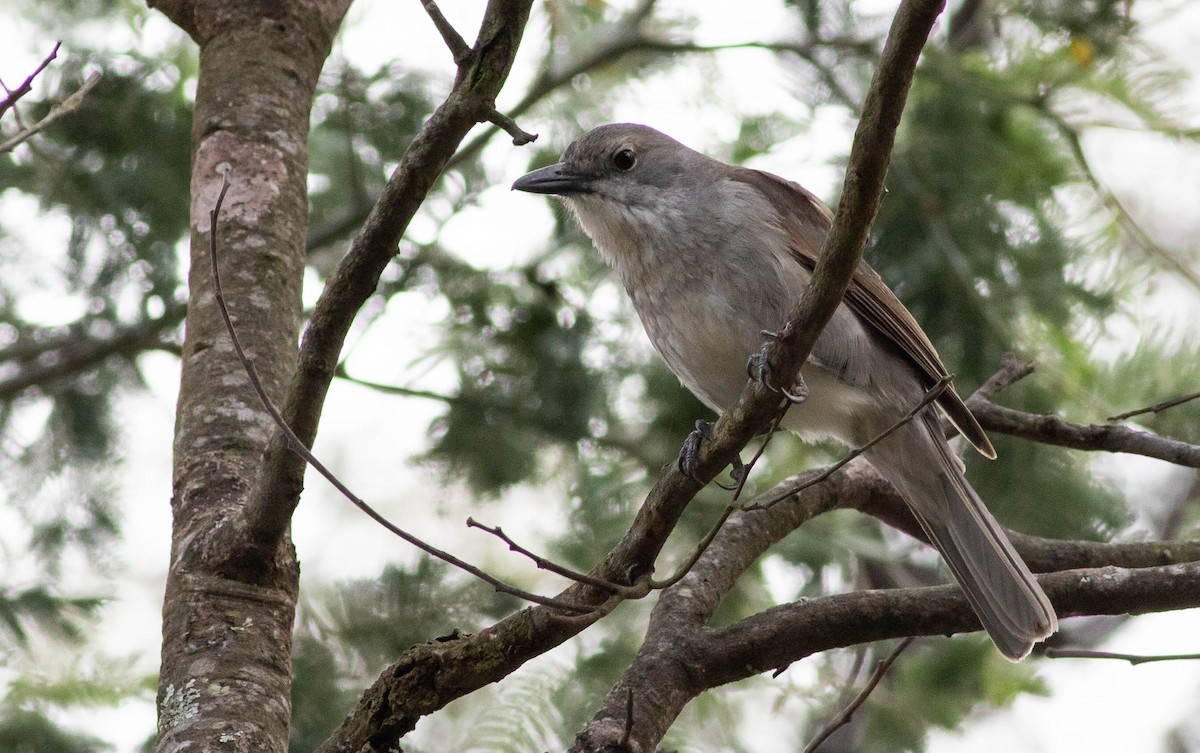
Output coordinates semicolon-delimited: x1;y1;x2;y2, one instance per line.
158;2;349;752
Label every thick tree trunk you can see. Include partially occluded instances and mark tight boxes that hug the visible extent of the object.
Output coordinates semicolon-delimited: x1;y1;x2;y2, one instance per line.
157;2;348;751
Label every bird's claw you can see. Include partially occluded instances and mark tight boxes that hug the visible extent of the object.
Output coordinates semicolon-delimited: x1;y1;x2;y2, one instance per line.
746;330;808;404
677;419;746;489
714;454;747;491
678;419;710;481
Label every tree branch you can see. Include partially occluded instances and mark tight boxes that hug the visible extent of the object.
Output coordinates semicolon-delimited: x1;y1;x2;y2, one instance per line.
0;301;186;400
0;71;102;155
570;447;1200;752
704;560;1200;682
968;398;1200;468
419;0;472;65
239;0;535;559
145;0;199;41
1108;390;1200;422
1044;648;1200;664
0;41;61;121
802;637;913;753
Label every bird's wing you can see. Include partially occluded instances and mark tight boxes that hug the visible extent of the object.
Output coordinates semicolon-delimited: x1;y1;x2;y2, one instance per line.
731;167;997;459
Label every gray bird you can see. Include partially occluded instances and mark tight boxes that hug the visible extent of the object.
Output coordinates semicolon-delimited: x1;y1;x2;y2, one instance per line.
512;123;1057;660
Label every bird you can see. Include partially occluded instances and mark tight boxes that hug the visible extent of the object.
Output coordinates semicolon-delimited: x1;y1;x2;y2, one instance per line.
512;123;1057;660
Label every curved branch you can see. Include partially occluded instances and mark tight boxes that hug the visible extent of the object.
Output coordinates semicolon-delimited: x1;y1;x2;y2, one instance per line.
706;559;1200;681
571;451;1200;752
146;0;199;41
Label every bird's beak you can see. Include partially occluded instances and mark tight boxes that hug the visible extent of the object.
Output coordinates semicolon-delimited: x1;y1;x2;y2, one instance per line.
512;163;591;195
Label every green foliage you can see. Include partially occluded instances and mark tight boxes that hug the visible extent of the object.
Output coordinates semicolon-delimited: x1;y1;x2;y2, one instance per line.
307;60;439;252
454;663;567;753
4;656;153;708
1;56;193;306
876;54;1099;380
0;588;102;646
0;709;110;753
1096;337;1200;444
290;559;519;751
423;254;603;492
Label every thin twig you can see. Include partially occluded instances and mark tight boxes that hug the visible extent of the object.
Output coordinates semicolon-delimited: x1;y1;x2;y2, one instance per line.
333;364;456;401
1042;104;1200;292
802;637;914;753
1044;647;1200;665
647;503;739;590
1108;390;1200;422
0;71;101;154
728;399;791;501
420;0;472;64
465;517;644;595
208;172;591;614
747;375;952;511
970;354;1035;402
248;0;535;558
0;40;61;120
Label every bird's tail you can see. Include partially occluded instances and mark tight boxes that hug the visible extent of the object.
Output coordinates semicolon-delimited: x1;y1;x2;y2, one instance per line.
864;412;1057;661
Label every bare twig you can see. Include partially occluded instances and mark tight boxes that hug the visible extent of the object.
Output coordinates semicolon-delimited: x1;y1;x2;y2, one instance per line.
0;41;61;120
208;172;589;614
420;0;471;64
1044;647;1200;665
465;517;644;595
647;503;739;590
954;357;1200;466
1108;390;1200;422
969;353;1035;402
0;71;101;154
802;637;914;753
727;401;790;499
747;375;952;511
333;365;456;401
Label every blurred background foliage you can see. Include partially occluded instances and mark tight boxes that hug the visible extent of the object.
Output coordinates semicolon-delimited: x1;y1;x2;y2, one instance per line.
0;0;1198;751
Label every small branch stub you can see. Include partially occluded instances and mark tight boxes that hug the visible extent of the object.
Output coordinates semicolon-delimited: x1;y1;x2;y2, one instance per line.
488;107;537;145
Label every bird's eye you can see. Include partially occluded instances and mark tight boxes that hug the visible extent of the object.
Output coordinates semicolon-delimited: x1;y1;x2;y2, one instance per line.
612;148;636;171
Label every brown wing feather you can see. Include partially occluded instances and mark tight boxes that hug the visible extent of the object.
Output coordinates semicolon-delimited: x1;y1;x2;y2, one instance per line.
732;167;997;459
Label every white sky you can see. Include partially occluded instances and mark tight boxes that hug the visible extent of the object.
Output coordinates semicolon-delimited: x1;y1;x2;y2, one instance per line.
2;1;1200;752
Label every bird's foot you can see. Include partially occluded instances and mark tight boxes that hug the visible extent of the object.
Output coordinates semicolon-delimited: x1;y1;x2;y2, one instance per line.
747;330;808;404
678;419;745;489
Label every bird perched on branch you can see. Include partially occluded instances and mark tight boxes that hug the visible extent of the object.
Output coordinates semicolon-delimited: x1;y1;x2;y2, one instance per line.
513;123;1057;660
